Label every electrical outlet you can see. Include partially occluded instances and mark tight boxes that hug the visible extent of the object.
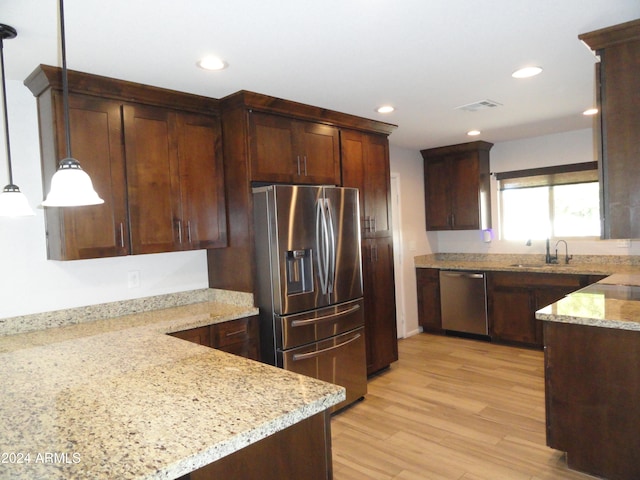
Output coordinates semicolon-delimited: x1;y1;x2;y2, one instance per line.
127;270;140;288
616;239;631;248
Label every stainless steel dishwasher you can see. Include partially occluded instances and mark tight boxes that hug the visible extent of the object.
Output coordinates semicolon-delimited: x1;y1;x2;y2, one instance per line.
439;270;489;336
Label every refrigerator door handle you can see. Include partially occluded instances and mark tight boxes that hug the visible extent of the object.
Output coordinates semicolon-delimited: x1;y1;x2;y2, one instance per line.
324;198;336;294
290;303;361;327
316;199;329;295
292;333;362;361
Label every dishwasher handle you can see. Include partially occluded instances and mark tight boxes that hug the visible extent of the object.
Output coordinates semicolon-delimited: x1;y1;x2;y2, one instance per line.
441;271;484;279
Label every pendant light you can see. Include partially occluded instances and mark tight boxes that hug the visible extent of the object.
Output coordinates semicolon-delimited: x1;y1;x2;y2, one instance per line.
42;0;103;207
0;24;35;217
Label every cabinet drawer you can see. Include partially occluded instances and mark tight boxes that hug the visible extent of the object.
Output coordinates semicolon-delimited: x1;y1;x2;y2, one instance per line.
489;271;585;289
212;316;259;348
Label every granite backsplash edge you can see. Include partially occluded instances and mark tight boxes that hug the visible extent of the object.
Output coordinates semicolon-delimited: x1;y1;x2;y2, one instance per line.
0;288;254;337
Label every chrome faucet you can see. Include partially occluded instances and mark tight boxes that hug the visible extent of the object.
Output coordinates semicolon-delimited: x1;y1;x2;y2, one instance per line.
555;239;572;264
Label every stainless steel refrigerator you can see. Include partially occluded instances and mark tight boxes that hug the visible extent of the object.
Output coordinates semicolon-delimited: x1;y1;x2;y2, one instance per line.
253;184;367;411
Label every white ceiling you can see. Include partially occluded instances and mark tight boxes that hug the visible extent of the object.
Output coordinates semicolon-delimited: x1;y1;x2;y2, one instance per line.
2;0;640;150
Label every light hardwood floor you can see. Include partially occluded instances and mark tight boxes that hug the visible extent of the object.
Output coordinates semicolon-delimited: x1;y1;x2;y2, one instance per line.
331;334;597;480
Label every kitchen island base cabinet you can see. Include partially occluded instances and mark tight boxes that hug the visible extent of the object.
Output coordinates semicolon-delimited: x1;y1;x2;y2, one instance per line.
544;322;640;480
187;411;333;480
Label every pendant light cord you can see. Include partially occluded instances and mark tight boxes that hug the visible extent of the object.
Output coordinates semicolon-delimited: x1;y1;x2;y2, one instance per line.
59;0;73;160
0;35;14;184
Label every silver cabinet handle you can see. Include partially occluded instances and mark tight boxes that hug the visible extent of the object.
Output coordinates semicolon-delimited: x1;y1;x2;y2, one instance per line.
303;155;308;176
292;333;361;361
176;220;183;244
296;155;301;176
291;304;360;327
186;221;192;244
119;222;125;248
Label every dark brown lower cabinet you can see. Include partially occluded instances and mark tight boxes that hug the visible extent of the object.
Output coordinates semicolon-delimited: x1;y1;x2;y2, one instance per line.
545;321;640;480
362;237;398;375
487;272;604;348
169;316;260;361
416;268;443;334
185;411;332;480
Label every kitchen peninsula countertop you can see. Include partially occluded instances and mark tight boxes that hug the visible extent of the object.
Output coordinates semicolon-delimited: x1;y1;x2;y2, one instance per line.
0;298;345;479
535;273;640;332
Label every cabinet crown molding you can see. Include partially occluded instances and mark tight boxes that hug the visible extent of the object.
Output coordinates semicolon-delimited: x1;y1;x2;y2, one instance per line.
24;64;220;116
579;18;640;51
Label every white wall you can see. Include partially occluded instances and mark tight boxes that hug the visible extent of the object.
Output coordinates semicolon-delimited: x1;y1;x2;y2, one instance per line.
0;80;209;319
389;145;432;337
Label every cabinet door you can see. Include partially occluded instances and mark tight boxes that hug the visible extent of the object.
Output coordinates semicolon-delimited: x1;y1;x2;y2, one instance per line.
249;111;340;184
450;153;481;230
46;93;128;259
296;121;340;185
248;111;297;183
123;104;181;254
341;130;392;237
489;287;537;345
175;112;227;249
362;237;398;375
424;157;451;230
416;268;442;333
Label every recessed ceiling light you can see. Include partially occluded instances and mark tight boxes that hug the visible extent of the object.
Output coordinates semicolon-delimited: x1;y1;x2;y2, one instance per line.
512;66;543;79
467;130;481;136
583;108;599;116
197;56;228;71
376;105;395;114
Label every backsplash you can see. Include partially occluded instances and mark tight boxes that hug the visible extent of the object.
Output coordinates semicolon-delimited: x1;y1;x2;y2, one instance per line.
0;288;253;337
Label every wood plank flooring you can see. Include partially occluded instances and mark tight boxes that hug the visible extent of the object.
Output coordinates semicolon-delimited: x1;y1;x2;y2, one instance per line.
330;334;597;480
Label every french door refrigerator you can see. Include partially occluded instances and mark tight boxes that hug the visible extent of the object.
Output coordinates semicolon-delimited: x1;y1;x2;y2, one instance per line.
253;184;366;411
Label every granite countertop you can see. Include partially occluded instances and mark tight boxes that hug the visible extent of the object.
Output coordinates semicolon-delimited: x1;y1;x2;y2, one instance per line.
536;273;640;332
414;253;640;276
0;297;345;480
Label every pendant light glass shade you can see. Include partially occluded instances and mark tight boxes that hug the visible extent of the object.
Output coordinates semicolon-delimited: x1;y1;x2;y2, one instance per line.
41;158;104;206
42;0;103;208
0;24;35;217
0;184;35;216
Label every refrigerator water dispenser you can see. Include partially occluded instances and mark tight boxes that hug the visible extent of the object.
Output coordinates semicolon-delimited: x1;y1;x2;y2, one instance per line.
286;249;313;294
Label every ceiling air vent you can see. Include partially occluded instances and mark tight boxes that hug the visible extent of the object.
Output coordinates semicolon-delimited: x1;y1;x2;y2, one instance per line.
455;99;503;112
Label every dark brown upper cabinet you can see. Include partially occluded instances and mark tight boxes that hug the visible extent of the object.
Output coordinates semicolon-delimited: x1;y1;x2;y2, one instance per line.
579;20;640;239
248;111;340;185
421;141;493;231
25;65;226;260
341;129;392;238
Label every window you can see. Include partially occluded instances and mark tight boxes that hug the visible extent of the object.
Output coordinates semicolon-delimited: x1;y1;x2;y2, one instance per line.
497;162;600;241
